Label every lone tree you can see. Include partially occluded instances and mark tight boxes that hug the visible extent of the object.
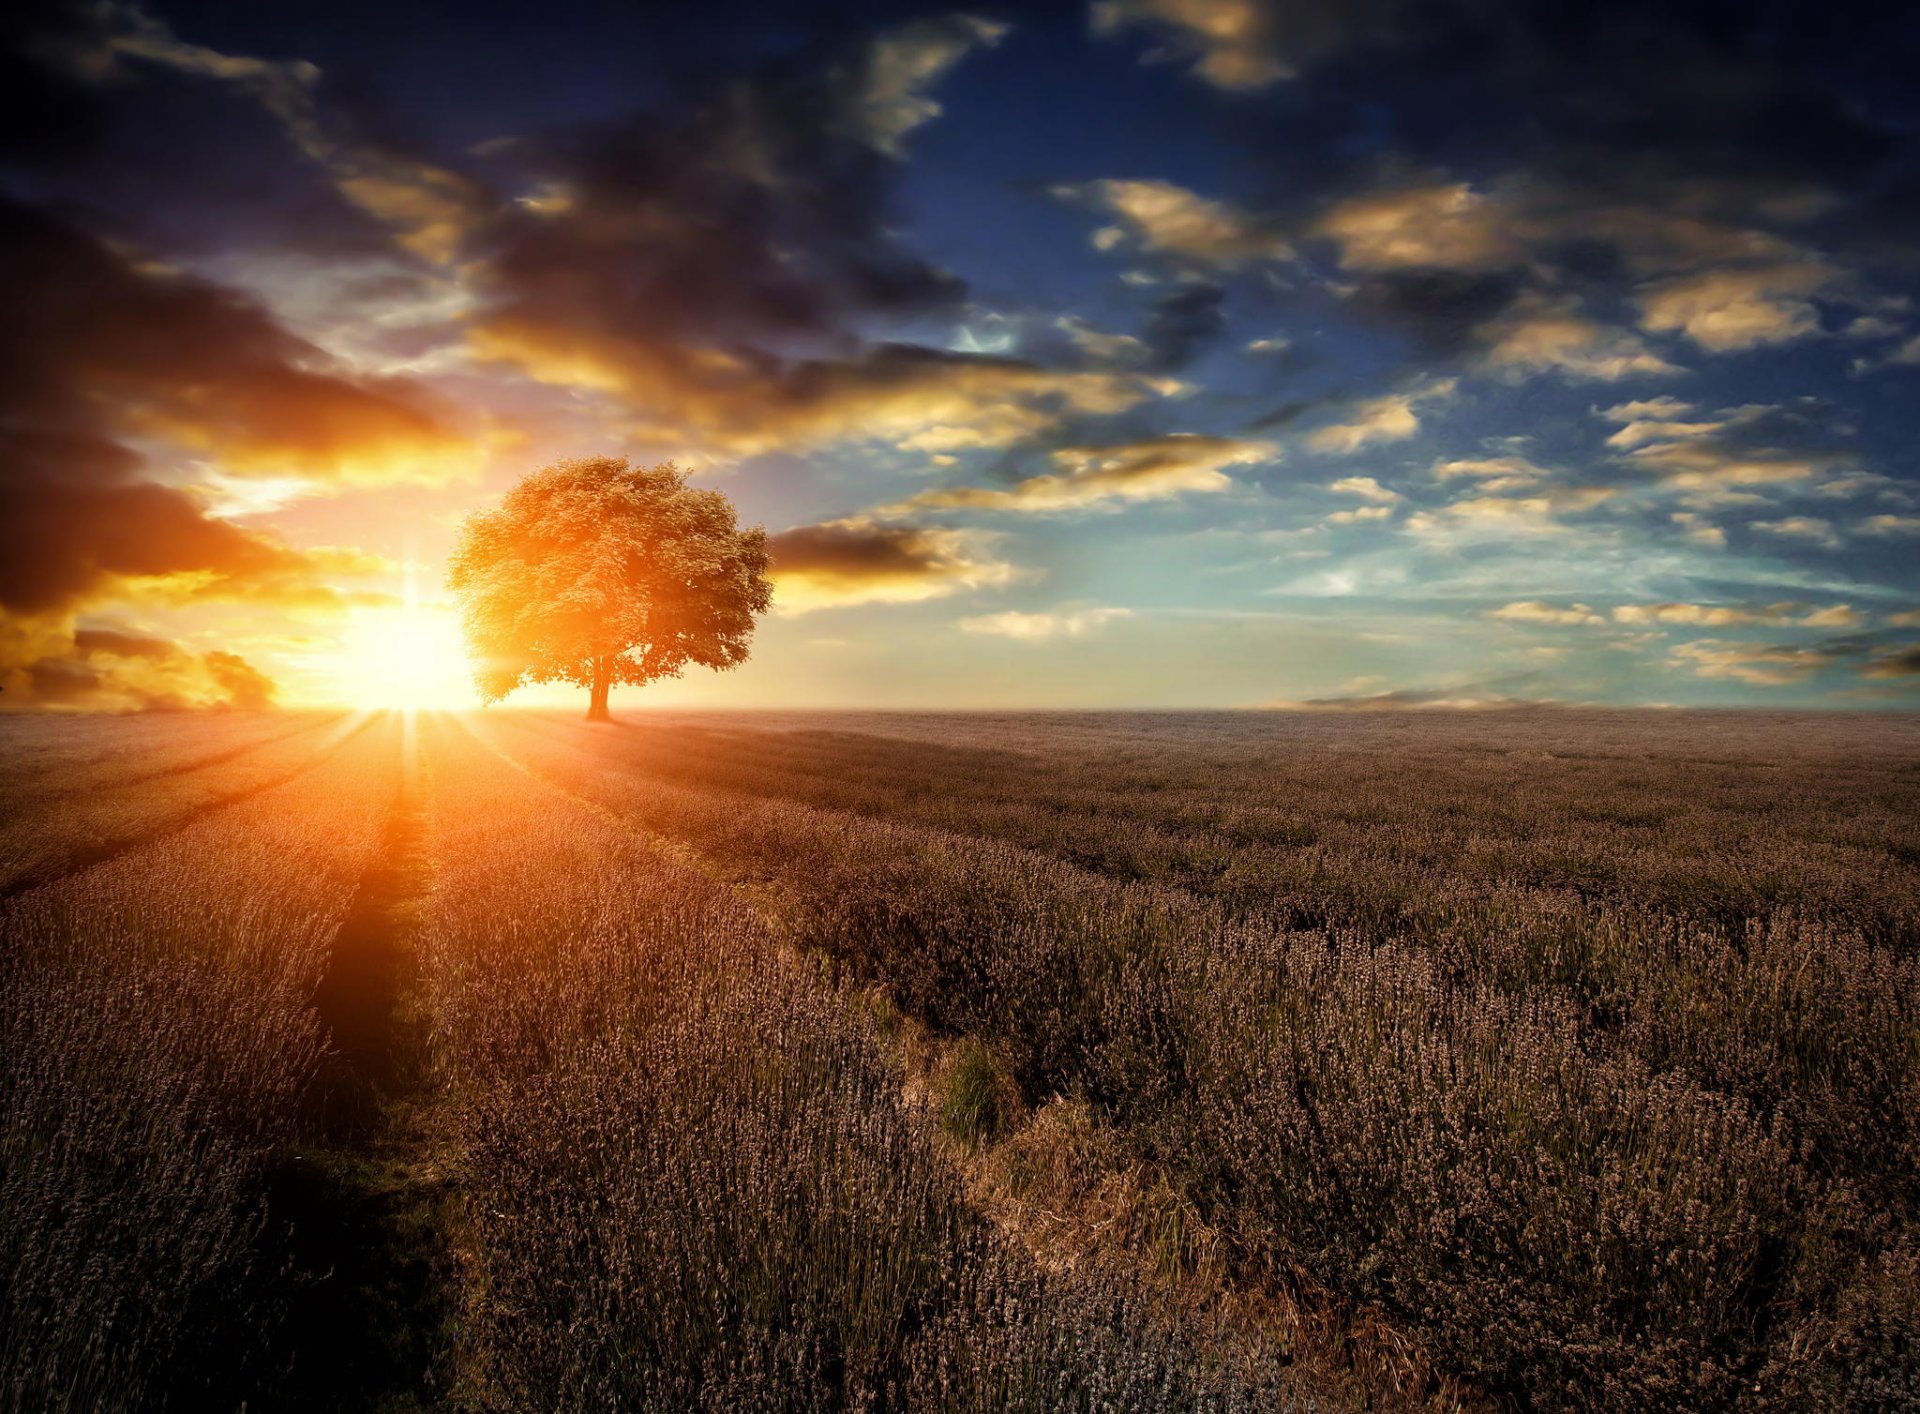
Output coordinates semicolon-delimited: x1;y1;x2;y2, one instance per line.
448;458;771;721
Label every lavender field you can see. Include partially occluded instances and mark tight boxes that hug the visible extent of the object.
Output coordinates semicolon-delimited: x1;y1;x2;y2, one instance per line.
4;709;1917;1411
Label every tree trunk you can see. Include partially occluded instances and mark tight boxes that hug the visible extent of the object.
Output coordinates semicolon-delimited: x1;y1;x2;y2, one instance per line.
586;658;612;722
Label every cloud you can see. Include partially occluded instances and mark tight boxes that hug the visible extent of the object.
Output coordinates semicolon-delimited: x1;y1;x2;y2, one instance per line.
766;518;1016;612
959;606;1134;641
1307;379;1456;454
1636;262;1833;352
1405;485;1614;539
1056;317;1152;366
1325;504;1394;525
1861;515;1920;536
1477;297;1680;381
1800;604;1866;628
1611;602;1859;628
1489;601;1606;626
1328;475;1400;502
1315;183;1520;272
0;425;387;620
1431;455;1552;491
892;433;1271;514
2;198;470;487
1601;398;1695;422
1670;512;1726;547
471;326;1176;456
1;620;277;711
1057;179;1291;266
1616;403;1851;492
442;24;1072;459
1751;515;1841;549
853;15;1009;155
95;5;488;264
1862;646;1920;679
1854;334;1920;373
1141;282;1229;368
1668;638;1855;686
1091;0;1405;89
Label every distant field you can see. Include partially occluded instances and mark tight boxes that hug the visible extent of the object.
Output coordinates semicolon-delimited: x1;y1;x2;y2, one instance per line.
3;709;1917;1411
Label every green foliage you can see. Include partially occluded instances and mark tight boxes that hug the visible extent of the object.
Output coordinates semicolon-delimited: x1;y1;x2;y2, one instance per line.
938;1037;1014;1150
447;458;771;711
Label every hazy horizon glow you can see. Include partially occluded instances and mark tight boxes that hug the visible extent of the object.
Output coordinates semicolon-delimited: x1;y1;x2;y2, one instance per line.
4;0;1919;711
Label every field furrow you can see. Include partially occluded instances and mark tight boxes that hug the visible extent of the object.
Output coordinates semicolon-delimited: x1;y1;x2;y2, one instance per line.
465;711;1920;1410
0;709;343;798
0;712;375;898
0;715;402;1412
421;713;1324;1411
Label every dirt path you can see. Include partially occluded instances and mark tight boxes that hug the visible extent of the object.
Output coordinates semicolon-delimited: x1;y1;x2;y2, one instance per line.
261;737;455;1411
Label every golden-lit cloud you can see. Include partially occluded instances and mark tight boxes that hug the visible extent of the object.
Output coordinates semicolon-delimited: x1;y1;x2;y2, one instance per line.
1611;602;1860;628
856;15;1009;155
1670;512;1727;547
1616;404;1844;491
1058;179;1291;266
1327;475;1400;502
1477;297;1679;381
1490;601;1606;625
958;606;1133;641
1308;380;1456;454
5;199;474;490
1668;638;1845;685
469;321;1177;456
890;433;1271;514
100;8;489;264
1091;0;1398;88
1324;504;1394;525
1636;262;1833;352
1315;183;1519;272
1751;516;1841;549
766;519;1016;612
0;618;276;712
1599;397;1726;449
1431;455;1552;491
1405;484;1614;539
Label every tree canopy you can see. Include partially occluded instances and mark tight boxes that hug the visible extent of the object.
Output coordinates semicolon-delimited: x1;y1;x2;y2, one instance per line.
448;458;771;719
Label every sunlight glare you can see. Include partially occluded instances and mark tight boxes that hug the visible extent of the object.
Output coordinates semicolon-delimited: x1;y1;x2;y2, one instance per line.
331;567;472;709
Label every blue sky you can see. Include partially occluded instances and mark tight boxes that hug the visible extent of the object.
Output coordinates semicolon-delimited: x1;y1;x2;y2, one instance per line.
4;0;1918;708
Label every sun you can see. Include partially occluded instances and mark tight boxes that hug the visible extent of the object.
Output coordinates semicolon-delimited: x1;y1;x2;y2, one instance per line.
331;587;473;710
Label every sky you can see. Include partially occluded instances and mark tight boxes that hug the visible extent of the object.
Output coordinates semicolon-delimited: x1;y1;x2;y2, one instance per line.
4;0;1920;711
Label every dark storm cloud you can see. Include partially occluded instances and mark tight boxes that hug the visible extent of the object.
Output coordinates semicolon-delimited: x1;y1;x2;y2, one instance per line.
0;197;464;477
0;428;342;618
449;15;1187;455
1862;645;1920;680
71;627;185;659
6;622;278;709
1345;270;1527;357
765;517;1014;609
467;19;983;349
0;0;111;168
0;194;432;673
1142;282;1227;370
